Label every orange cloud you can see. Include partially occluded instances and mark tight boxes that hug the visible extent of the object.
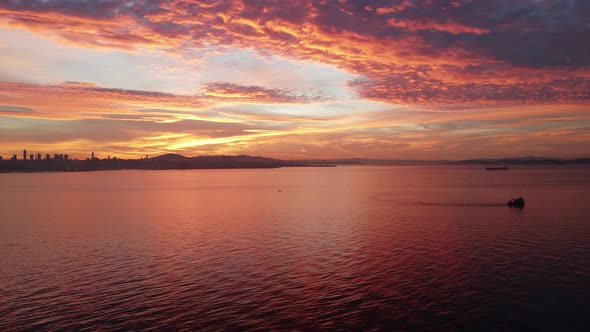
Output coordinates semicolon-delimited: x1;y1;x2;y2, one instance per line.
375;1;412;15
0;81;206;119
202;82;325;103
385;18;489;35
1;1;589;159
2;0;589;108
0;8;177;50
0;80;325;120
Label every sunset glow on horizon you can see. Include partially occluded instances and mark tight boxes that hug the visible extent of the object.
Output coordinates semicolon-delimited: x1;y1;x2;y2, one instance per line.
1;0;589;160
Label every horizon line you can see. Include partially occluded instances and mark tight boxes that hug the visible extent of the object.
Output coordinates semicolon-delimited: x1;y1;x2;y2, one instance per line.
1;151;588;163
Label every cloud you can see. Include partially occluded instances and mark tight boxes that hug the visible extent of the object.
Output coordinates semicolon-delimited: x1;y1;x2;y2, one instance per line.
0;0;589;159
349;75;590;105
385;18;489;35
0;80;326;120
202;82;325;103
0;80;206;119
1;101;589;159
1;0;589;106
0;105;35;113
0;117;251;143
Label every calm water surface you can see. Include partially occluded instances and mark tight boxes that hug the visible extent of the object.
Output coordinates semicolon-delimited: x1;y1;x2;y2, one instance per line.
1;166;589;331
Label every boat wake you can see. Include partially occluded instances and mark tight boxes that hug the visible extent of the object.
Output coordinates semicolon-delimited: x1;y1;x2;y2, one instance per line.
416;202;506;207
373;194;506;207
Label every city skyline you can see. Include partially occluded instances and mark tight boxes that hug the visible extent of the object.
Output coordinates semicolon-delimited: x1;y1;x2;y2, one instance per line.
1;1;589;160
0;149;121;161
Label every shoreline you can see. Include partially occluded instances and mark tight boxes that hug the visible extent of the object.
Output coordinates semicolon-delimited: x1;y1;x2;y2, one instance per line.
2;163;589;175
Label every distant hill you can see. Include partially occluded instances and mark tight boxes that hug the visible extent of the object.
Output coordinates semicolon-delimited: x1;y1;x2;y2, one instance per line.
290;158;445;166
150;153;189;162
145;154;292;169
447;157;590;165
291;157;590;166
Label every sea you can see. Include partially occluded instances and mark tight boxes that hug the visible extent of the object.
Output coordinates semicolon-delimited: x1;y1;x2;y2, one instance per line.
1;165;589;331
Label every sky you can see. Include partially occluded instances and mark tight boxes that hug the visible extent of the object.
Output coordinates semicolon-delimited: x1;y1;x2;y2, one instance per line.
0;0;589;160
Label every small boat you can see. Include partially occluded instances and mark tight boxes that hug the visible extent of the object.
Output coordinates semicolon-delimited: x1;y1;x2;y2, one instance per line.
507;196;525;207
485;166;509;170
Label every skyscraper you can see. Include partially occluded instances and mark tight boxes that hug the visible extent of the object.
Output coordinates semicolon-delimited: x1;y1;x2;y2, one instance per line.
23;149;27;160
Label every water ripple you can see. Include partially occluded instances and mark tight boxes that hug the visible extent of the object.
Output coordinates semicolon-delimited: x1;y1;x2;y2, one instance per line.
1;167;590;330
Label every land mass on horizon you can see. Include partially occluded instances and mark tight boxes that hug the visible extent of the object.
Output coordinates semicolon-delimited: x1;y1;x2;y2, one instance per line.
0;153;589;173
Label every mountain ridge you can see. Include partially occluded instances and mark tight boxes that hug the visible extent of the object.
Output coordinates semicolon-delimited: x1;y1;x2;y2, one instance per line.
1;154;589;173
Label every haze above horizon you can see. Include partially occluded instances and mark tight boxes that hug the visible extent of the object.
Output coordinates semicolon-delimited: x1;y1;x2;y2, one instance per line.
1;0;589;160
